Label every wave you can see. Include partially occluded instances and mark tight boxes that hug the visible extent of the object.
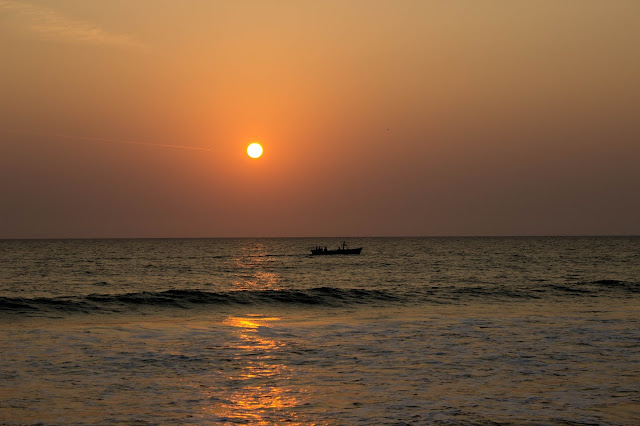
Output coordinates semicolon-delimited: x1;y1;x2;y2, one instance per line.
1;280;637;317
591;279;636;288
449;280;639;300
0;287;399;316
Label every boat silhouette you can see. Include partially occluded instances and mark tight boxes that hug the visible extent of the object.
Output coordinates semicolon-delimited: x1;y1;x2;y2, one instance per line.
311;241;362;255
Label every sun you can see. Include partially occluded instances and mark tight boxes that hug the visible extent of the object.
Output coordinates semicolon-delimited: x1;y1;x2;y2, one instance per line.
247;142;263;159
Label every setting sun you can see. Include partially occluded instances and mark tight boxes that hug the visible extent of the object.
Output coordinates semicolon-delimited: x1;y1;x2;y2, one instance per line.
247;142;263;159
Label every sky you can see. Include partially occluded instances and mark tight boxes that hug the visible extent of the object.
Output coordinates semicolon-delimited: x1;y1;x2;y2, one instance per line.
1;0;639;238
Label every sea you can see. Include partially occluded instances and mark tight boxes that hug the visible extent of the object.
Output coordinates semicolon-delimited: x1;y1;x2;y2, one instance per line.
0;237;638;425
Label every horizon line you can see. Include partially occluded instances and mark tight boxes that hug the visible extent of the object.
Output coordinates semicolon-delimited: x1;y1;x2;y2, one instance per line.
1;234;638;241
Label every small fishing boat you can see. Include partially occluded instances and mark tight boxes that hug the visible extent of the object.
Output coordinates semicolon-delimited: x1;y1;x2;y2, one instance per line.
311;241;362;255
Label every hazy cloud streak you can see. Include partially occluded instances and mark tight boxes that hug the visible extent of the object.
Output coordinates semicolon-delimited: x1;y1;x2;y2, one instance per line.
3;129;212;152
0;0;148;51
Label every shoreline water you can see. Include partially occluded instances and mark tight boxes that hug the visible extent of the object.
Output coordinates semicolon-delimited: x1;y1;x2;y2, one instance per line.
2;300;639;424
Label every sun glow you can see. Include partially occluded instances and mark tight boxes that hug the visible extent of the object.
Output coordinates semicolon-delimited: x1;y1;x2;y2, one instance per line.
247;142;263;159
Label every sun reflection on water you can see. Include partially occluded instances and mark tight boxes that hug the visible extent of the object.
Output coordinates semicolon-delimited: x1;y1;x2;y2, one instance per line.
231;245;283;291
203;315;304;424
202;243;304;422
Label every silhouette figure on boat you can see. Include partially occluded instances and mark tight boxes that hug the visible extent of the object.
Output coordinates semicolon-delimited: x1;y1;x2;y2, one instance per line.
311;241;362;255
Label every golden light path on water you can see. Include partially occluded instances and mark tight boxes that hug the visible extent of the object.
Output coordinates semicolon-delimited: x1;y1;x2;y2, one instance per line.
201;243;301;423
231;244;283;291
202;315;302;423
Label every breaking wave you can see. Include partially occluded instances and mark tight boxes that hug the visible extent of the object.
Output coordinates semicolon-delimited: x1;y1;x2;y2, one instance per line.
0;288;398;316
1;279;638;317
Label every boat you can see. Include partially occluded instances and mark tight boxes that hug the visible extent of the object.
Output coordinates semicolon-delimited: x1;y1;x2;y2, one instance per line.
311;241;362;255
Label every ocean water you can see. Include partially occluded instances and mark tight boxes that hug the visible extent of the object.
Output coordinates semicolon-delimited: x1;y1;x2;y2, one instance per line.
1;237;639;424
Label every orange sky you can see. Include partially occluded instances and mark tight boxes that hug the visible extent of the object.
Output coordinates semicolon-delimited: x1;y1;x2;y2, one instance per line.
1;1;639;238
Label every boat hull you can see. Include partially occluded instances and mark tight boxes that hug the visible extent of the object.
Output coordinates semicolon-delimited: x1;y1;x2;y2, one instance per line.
311;247;362;255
